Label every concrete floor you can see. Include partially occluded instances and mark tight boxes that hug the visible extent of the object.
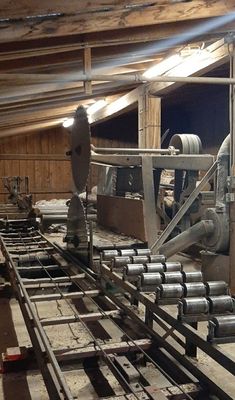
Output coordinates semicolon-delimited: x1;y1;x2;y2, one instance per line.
0;233;235;399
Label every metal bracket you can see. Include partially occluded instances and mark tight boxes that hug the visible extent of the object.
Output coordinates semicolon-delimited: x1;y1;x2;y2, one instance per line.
226;193;235;203
113;355;142;392
227;175;235;189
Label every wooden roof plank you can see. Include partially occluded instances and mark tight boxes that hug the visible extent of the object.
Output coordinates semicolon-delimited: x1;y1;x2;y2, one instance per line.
0;1;234;42
0;1;172;19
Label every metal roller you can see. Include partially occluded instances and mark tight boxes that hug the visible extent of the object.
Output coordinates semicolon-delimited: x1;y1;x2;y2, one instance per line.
164;262;182;272
163;271;183;284
125;264;145;276
145;263;164;274
158;283;184;299
181;298;209;315
183;282;206;297
182;271;203;283
208;296;234;314
206;281;228;296
18;252;51;265
209;315;235;337
132;255;149;264
113;256;132;268
102;249;119;261
149;254;166;264
119;249;136;257
140;273;162;286
135;248;151;256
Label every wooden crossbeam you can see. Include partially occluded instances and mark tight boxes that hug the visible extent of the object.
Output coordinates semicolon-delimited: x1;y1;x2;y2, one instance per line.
0;1;234;42
150;38;229;95
0;18;233;61
89;39;229;124
55;339;152;361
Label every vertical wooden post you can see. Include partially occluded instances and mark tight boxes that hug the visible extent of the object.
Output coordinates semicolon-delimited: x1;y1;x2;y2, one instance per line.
138;86;161;243
229;43;235;295
83;47;92;95
138;86;161;149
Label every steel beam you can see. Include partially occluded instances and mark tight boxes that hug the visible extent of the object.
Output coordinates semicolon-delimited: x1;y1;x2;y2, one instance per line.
92;154;214;170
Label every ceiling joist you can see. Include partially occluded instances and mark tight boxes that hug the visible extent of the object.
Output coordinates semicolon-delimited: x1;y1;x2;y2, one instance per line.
0;1;234;42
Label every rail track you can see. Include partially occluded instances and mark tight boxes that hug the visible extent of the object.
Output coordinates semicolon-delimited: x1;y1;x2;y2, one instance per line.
0;219;235;400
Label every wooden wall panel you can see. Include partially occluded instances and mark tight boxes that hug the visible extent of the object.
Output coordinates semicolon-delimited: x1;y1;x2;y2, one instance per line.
0;125;137;203
0;127;73;203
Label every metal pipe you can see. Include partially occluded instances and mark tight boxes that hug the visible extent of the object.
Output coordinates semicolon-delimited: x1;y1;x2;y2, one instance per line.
42;214;67;220
91;144;179;155
215;134;230;210
6;72;235;86
159;220;214;258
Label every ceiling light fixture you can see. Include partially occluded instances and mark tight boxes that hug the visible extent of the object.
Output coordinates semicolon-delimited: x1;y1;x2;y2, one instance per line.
143;54;181;78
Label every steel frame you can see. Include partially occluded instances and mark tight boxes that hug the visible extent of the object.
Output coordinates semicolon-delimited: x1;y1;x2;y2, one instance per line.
100;263;235;399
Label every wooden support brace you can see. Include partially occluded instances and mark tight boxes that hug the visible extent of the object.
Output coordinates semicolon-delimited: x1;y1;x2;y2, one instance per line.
83;47;92;95
138;87;161;149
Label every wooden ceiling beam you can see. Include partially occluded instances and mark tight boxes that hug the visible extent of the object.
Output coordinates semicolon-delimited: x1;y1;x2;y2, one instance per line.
0;120;64;138
0;81;136;104
89;39;229;124
0;84;128;106
0;17;233;58
0;44;161;74
0;1;234;42
0;1;174;19
0;17;233;54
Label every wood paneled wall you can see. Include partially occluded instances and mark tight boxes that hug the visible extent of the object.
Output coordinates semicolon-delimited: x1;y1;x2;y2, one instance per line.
0;125;137;203
0;127;73;202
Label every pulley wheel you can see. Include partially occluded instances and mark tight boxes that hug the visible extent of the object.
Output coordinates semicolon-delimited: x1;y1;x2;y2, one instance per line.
170;134;202;154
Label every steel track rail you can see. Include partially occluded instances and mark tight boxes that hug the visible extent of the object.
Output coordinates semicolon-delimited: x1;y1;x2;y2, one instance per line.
23;230;196;400
0;223;197;400
2;221;234;399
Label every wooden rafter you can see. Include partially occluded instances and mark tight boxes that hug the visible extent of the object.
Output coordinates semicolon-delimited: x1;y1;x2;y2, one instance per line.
0;1;234;42
90;38;229;124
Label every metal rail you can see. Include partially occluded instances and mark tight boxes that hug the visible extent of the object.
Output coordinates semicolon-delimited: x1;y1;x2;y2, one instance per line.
0;221;201;400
